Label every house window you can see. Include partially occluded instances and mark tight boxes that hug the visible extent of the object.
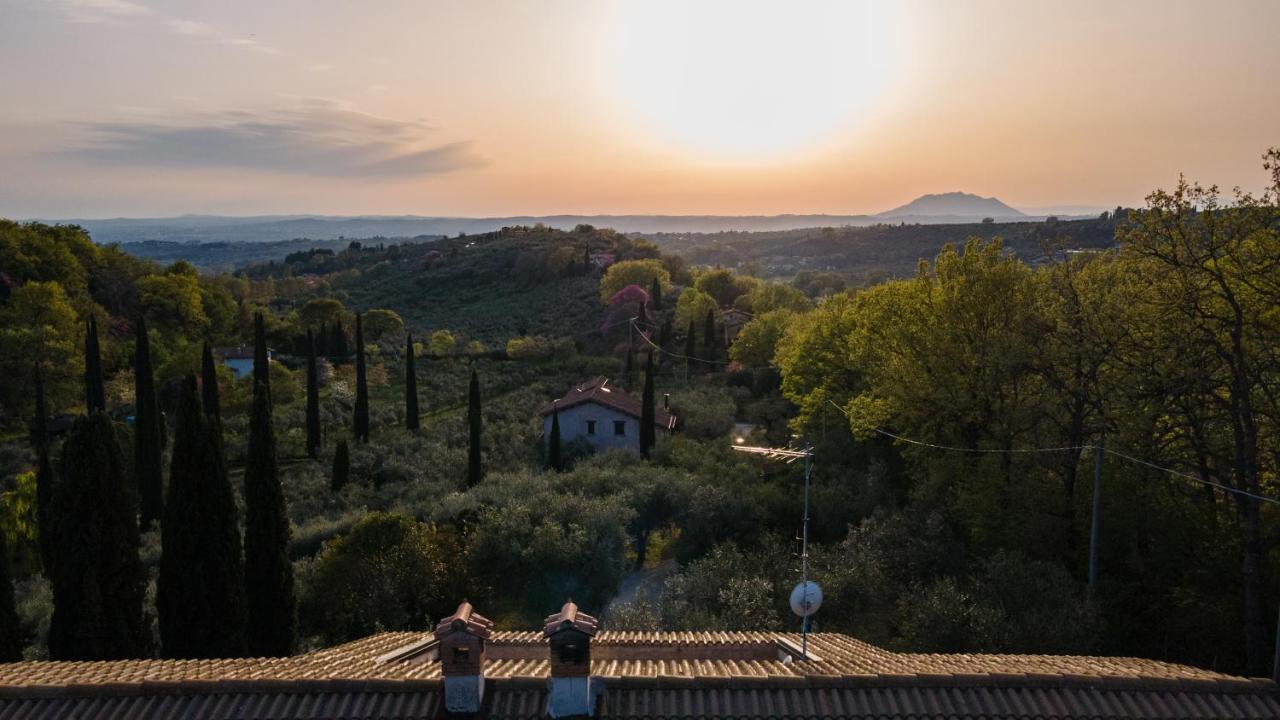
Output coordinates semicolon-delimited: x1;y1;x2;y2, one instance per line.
586;420;596;436
614;420;626;436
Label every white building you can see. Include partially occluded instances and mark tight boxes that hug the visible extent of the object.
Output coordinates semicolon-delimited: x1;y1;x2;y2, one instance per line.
539;377;676;453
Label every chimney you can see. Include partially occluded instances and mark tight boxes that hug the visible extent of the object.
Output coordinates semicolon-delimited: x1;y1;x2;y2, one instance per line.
543;600;599;718
434;601;494;716
662;393;670;410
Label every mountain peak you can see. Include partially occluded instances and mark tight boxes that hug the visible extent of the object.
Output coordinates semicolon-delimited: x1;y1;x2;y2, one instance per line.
878;192;1025;219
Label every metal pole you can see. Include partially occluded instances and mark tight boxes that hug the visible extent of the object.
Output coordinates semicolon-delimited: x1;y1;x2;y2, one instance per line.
1088;437;1104;594
801;451;811;658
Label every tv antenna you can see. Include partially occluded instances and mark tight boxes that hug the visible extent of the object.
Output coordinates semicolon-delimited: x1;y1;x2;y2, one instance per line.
731;442;819;658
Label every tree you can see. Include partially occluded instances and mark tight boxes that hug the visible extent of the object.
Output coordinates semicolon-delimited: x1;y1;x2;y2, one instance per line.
32;366;55;573
684;320;696;376
305;329;322;457
467;369;483;487
332;438;350;492
298;298;346;330
694;268;755;308
134;316;163;532
316;321;329;357
362;308;404;343
674;287;717;331
702;308;718;366
301;513;464;644
200;341;221;420
729;310;795;367
429;329;456;356
353;313;370;443
158;376;246;658
548;406;563;472
650;275;663;311
0;280;82;418
640;352;656;458
623;341;636;390
243;313;297;657
0;523;21;661
48;413;149;660
599;259;670;303
404;334;420;432
329;318;349;357
84;316;105;413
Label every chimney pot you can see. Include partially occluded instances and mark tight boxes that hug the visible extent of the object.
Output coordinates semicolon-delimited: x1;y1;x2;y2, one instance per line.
543;601;600;718
434;601;494;716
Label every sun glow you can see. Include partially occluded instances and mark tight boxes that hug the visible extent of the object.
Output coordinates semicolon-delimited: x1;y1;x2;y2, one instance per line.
607;1;900;161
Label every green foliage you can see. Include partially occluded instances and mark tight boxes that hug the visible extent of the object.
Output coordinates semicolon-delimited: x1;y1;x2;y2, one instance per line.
331;439;351;492
506;335;575;361
0;471;38;571
673;287;717;333
600;259;670;303
84;317;106;413
466;370;482;487
134;316;163;531
404;334;419;432
729;310;794;367
47;414;149;660
693;268;758;308
0;526;21;661
747;282;812;314
362;308;404;343
0;281;82;417
353;314;370;443
159;376;246;658
300;512;465;644
429;330;456;356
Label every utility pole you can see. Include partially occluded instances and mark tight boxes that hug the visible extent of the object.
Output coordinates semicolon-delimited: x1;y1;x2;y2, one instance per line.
1088;436;1104;596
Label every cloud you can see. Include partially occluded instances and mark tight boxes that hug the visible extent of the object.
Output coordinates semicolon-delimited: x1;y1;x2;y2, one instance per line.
65;103;485;178
52;0;150;24
166;19;281;56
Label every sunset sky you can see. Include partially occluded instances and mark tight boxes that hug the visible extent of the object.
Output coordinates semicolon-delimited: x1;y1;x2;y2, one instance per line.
2;0;1277;218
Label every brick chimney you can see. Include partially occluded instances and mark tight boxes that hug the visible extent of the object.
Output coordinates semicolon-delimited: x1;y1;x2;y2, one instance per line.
543;600;599;718
434;601;494;716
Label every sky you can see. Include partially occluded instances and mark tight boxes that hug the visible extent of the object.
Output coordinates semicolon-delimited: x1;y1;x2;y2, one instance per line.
1;0;1277;218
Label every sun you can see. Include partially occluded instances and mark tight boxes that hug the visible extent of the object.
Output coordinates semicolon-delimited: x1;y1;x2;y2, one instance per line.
606;0;900;161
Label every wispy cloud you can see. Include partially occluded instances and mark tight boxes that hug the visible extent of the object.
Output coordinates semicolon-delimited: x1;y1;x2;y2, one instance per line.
66;101;485;178
167;19;281;55
48;1;284;57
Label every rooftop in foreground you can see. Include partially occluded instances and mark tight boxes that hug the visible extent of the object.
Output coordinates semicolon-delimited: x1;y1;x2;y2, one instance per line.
2;629;1278;719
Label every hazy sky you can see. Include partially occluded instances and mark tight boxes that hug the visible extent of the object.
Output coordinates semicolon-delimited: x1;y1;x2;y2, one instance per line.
2;0;1277;218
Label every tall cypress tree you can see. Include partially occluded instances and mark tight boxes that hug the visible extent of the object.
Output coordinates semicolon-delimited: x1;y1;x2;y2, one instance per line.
48;413;149;660
0;522;21;662
158;376;246;658
243;313;296;657
353;314;370;443
466;369;483;487
685;320;696;376
650;276;662;311
702;308;717;367
134;316;163;531
305;329;322;457
623;342;636;390
32;365;55;573
201;341;221;421
330;319;348;358
640;351;656;458
548;404;562;472
316;321;328;357
84;317;105;413
405;333;420;432
331;438;350;492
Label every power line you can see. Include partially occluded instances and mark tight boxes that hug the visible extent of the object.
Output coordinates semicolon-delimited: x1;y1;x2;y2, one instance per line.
824;399;1280;507
630;318;733;365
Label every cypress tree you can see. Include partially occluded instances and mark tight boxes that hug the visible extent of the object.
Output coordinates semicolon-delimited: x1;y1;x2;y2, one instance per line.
48;413;149;660
32;366;55;573
466;369;483;487
640;351;656;458
134;317;163;531
316;321;328;357
331;438;350;492
353;314;370;443
623;342;636;390
158;376;246;658
305;329;321;457
658;318;673;365
0;521;21;662
330;319;348;358
548;404;562;472
201;341;221;421
650;276;662;311
243;313;296;656
685;320;696;375
405;333;420;432
84;317;105;413
703;308;717;367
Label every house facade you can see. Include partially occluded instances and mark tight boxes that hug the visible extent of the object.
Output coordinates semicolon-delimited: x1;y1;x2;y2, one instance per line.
539;377;676;453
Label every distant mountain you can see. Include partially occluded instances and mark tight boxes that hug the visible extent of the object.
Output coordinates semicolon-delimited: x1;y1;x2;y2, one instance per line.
877;192;1026;220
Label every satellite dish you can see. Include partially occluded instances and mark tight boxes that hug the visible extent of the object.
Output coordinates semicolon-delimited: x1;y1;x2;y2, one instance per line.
790;581;823;618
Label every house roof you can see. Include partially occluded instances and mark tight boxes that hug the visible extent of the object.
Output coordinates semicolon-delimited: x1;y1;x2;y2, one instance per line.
538;377;676;430
1;632;1277;719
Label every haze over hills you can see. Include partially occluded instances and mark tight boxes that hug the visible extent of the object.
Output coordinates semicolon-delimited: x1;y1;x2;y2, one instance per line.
40;193;1095;245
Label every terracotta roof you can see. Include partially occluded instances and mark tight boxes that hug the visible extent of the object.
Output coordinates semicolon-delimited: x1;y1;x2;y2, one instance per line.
434;601;494;640
543;601;599;637
538;377;676;430
1;632;1277;719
